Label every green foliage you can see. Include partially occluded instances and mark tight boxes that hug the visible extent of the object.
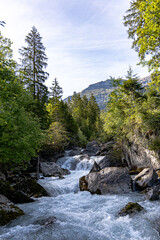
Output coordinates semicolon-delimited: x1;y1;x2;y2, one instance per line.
103;68;145;141
45;122;69;151
124;0;160;70
69;92;103;141
0;31;44;167
19;26;49;128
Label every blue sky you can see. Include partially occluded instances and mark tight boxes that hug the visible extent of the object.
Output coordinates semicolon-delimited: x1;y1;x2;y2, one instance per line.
0;0;149;98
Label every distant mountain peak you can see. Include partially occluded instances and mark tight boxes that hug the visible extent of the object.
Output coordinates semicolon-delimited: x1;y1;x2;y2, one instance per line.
64;76;151;110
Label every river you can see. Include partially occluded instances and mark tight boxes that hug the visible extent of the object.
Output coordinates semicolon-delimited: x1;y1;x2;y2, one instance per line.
0;154;160;240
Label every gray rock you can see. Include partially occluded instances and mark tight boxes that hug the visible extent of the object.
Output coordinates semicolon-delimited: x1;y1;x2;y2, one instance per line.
84;167;131;194
123;142;160;169
99;141;115;155
98;153;124;169
82;140;100;156
40;162;70;177
68;148;83;156
0;171;6;181
118;202;144;216
34;216;56;226
145;184;160;200
134;168;158;191
89;161;101;173
0;194;24;226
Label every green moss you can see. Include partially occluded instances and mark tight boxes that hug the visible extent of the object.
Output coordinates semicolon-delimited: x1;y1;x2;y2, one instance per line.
118;202;144;216
0;206;24;226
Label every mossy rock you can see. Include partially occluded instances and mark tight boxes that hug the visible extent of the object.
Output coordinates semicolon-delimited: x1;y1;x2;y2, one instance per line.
79;176;88;191
0;195;24;226
118;202;144;217
15;178;48;198
0;180;33;204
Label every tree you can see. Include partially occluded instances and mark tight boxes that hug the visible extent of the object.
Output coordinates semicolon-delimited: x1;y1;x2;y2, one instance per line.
50;78;63;102
103;68;144;140
0;31;43;168
124;0;160;70
19;26;49;99
19;26;49;128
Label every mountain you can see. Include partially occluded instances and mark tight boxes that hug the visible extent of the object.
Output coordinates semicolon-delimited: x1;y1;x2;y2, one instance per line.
64;76;151;110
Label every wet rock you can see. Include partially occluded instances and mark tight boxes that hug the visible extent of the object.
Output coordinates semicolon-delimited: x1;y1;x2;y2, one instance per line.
99;141;115;156
89;161;101;173
0;194;24;226
144;184;160;201
79;176;88;191
98;150;124;169
40;162;71;177
156;169;160;178
118;202;144;216
129;168;144;175
82;140;100;156
0;180;34;204
0;171;6;181
134;168;158;191
15;178;48;198
34;216;56;226
68;147;83;156
82;167;131;194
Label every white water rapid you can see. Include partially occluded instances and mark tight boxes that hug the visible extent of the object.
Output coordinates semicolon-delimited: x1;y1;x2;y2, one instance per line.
1;154;160;240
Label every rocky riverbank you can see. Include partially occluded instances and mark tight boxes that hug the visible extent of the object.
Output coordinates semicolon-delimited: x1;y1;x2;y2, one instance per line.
1;139;160;227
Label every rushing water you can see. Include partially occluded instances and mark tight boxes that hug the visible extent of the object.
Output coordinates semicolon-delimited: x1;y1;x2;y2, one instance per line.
1;154;160;240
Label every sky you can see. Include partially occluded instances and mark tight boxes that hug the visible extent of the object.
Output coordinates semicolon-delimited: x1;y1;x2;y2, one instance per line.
0;0;150;98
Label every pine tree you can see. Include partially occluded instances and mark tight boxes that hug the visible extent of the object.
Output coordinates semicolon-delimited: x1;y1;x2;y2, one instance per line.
19;26;49;100
50;78;63;102
19;26;49;128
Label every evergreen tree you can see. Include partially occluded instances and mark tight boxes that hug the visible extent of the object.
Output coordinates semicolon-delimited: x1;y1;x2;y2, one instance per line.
19;26;49;128
50;78;63;102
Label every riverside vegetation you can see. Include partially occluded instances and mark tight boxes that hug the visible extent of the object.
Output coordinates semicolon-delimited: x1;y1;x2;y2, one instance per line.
0;0;160;231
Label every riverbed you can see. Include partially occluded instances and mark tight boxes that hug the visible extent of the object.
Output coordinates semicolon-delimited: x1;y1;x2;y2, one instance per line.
0;155;160;240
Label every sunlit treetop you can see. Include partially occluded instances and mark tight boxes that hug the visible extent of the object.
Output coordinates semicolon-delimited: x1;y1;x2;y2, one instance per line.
124;0;160;70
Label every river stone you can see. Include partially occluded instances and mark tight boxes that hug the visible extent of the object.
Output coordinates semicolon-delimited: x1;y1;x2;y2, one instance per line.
15;178;48;198
144;184;160;201
79;176;89;191
0;180;34;204
118;202;144;216
134;168;158;191
89;161;101;173
34;216;56;226
0;171;6;181
68;147;83;156
83;167;131;194
0;194;24;226
40;162;71;177
82;140;100;156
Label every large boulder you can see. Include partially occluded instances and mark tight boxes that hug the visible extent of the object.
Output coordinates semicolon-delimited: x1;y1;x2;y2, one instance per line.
118;202;144;217
134;168;158;191
82;140;100;156
0;180;34;204
0;194;24;226
40;162;70;177
68;147;83;156
15;178;48;198
81;167;131;194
